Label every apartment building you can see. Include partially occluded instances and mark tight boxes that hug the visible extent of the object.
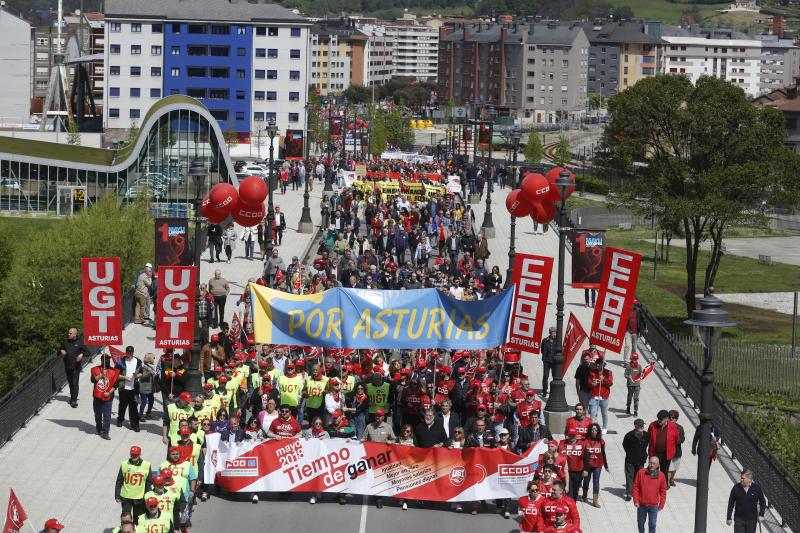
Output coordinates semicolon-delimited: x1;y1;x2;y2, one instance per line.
357;23;394;87
438;21;589;124
384;13;438;82
754;34;800;95
309;21;367;96
582;20;662;97
104;0;309;140
0;8;31;123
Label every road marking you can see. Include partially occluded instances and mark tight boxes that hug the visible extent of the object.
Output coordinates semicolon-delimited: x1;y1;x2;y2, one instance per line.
358;495;368;533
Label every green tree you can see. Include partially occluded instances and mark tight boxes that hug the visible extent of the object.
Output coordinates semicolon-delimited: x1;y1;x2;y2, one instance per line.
612;4;634;19
600;75;800;317
384;109;414;150
368;107;388;156
0;196;153;394
67;121;81;146
524;130;544;163
123;120;139;148
553;135;571;166
223;125;239;147
588;93;605;117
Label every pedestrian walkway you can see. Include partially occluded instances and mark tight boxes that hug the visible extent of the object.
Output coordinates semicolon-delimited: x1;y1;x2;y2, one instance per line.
470;188;785;532
0;184;323;532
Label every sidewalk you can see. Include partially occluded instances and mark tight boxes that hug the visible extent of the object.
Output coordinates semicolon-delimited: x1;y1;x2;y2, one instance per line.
0;185;323;532
470;188;785;533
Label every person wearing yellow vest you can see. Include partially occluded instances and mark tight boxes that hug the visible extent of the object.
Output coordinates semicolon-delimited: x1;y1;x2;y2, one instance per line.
143;476;180;526
201;383;223;422
111;512;135;533
341;365;357;393
115;446;152;523
136;497;172;533
175;427;203;473
366;373;390;422
158;468;186;516
160;447;196;529
303;364;329;423
266;358;281;385
278;361;303;416
192;392;213;428
162;392;194;446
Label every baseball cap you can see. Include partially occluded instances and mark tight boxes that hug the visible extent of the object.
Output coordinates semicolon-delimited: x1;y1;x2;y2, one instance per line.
152;475;165;486
375;409;385;416
129;445;141;456
634;418;645;428
657;409;670;420
43;519;64;531
160;467;173;478
145;497;159;508
549;439;559;447
179;392;192;403
477;366;486;372
204;382;214;390
211;334;220;342
566;428;577;436
631;353;640;360
219;376;228;383
145;262;153;268
477;404;487;411
329;378;340;386
259;360;268;367
179;427;191;436
498;428;510;435
373;365;384;374
214;366;223;373
168;446;180;454
456;367;466;374
525;389;536;396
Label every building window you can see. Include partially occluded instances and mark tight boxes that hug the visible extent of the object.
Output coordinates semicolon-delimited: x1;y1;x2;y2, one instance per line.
289;70;300;80
131;23;141;33
266;112;276;122
188;24;207;34
210;109;228;120
291;27;301;37
288;112;299;122
109;66;120;76
130;66;141;76
254;91;265;101
256;48;266;58
237;69;246;79
130;88;140;97
255;70;265;79
188;67;207;78
151;88;161;98
254;112;265;121
268;49;278;58
109;87;120;97
151;45;162;56
236;112;245;121
236;90;245;100
130;108;140;118
209;68;229;78
211;25;230;35
267;70;278;79
266;91;277;101
208;89;229;99
289;91;299;101
237;48;246;56
562;59;568;67
151;67;161;76
109;108;119;118
171;23;181;33
237;26;246;35
290;49;301;59
187;88;205;98
171;68;180;77
256;27;266;36
210;46;229;57
188;46;207;56
110;44;120;54
109;23;121;33
152;23;162;33
268;27;278;36
131;45;141;55
561;85;568;92
172;46;180;55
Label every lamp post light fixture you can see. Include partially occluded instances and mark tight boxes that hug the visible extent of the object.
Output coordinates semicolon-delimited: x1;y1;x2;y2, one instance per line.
264;119;279;258
505;126;522;288
685;293;736;533
298;103;314;233
544;170;579;430
188;157;207;392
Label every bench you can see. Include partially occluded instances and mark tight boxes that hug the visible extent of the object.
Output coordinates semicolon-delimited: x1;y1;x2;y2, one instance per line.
758;254;774;265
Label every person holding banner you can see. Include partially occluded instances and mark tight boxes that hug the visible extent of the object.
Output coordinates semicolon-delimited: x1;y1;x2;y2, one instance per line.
91;353;120;440
625;354;644;416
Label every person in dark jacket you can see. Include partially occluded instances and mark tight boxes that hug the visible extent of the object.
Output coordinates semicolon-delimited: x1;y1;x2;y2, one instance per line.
207;223;222;263
726;470;766;533
414;408;448;448
540;327;558;396
58;327;89;408
516;411;553;454
219;416;252;443
623;418;650;501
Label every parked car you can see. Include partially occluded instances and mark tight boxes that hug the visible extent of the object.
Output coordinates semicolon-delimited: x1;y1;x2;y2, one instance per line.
234;160;248;172
0;176;22;190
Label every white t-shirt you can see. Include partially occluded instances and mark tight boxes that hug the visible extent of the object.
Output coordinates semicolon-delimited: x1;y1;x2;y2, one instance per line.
124;358;137;390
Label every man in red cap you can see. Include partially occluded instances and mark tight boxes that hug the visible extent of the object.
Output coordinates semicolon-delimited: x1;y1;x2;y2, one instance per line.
115;445;152;523
539;481;580;530
41;518;65;533
163;391;195;445
278;361;303;416
136;497;172;532
143;475;181;526
558;429;586;502
542;503;582;532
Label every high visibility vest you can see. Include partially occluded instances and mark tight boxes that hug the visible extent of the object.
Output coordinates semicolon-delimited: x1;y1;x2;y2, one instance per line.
203;394;222;421
136;511;172;533
342;375;356;393
238;364;251;378
366;383;390;413
167;403;194;441
251;373;263;390
119;459;151;500
182;442;202;470
143;489;180;515
225;378;240;408
193;428;206;446
268;368;281;383
160;460;193;500
304;377;329;409
279;374;303;407
194;403;213;425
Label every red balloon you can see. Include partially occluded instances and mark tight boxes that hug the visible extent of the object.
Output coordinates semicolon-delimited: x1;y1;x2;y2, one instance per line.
546;167;576;202
505;189;534;217
531;200;557;224
520;172;551;204
201;195;227;223
232;202;265;227
238;175;268;206
210;183;239;213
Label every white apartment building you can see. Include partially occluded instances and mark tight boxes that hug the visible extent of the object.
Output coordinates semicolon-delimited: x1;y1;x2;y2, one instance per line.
357;24;394;87
0;9;32;123
755;34;800;94
384;14;438;82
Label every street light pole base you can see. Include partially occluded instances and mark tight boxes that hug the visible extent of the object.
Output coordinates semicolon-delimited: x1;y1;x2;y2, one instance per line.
543;408;570;435
297;220;315;233
481;225;495;238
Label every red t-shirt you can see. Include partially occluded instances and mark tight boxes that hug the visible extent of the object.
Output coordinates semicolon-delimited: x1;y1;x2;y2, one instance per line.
518;495;544;532
539;496;580;528
269;416;301;437
433;379;455;404
517;399;542;428
584;437;605;469
91;366;120;400
588;369;613;399
564;416;592;440
557;440;586;472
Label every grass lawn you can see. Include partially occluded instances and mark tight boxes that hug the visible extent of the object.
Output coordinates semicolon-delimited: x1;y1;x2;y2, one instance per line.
609;0;728;23
605;226;800;345
566;196;606;211
0;216;60;244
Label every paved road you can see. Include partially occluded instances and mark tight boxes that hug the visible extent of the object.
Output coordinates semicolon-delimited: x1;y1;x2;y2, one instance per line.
643;236;800;266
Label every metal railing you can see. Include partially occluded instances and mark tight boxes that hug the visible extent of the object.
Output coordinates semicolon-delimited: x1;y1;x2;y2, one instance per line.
0;290;135;448
673;334;800;402
640;303;800;530
569;206;650;228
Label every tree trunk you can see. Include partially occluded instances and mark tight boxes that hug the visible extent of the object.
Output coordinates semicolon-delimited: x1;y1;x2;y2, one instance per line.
704;221;725;295
683;216;705;318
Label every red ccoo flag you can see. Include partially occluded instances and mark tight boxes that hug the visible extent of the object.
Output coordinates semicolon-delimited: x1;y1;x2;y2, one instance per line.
632;361;656;383
562;312;588;372
3;489;27;533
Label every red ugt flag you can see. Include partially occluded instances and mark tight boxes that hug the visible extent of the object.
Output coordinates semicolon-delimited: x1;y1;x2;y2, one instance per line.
589;247;642;352
81;257;123;345
4;489;27;533
155;266;197;349
562;313;588;372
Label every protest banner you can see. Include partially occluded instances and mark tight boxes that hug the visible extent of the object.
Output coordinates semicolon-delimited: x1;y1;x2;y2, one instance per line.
589;247;642;351
81;257;123;345
155;266;197;348
506;254;553;354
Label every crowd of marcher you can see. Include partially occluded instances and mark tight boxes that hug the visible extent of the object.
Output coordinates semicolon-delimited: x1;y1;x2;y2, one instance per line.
50;158;768;533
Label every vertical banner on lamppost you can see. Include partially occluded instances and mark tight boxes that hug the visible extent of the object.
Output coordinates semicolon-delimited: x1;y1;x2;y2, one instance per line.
571;229;606;288
155;266;197;348
478;122;492;148
81;258;123;345
285;130;304;160
155;218;191;267
506;253;554;354
562;312;588;372
589;247;642;351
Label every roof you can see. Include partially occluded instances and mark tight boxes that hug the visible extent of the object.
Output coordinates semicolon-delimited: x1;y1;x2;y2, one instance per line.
581;21;662;44
105;0;306;23
754;84;800;112
312;22;368;40
527;23;585;46
440;22;584;46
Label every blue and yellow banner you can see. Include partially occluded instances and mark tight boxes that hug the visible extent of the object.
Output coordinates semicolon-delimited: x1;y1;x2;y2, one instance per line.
250;284;513;350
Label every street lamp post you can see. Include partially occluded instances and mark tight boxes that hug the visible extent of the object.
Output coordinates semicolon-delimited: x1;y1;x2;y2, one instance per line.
481;120;495;238
324;97;335;192
340;98;348;170
264;120;279;259
298;103;314;233
188;158;207;393
544;170;579;430
685;293;736;533
505;126;522;288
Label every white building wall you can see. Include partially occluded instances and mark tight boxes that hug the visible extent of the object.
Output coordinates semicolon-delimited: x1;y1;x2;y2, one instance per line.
104;19;164;130
385;23;438;81
0;10;32;123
